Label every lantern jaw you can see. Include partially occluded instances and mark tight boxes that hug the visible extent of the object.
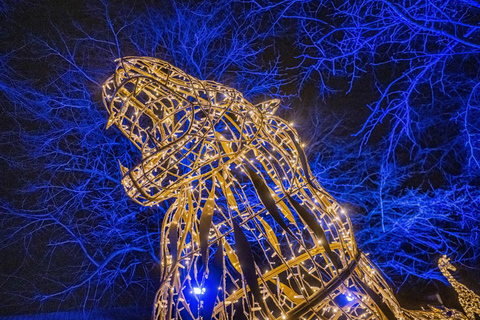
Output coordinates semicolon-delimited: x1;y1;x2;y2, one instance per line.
118;134;236;206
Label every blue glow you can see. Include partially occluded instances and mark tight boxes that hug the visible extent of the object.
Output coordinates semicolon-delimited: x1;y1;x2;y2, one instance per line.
0;0;479;314
193;287;206;295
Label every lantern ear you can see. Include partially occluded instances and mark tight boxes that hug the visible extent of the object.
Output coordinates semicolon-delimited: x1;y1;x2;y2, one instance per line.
255;99;280;116
118;160;129;177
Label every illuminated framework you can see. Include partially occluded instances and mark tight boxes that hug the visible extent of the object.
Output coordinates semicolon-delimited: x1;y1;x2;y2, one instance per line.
102;57;480;320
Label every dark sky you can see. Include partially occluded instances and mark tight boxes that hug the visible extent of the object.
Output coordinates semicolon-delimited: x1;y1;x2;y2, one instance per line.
1;0;479;317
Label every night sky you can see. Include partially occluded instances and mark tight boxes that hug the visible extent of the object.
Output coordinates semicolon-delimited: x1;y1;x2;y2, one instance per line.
0;0;479;317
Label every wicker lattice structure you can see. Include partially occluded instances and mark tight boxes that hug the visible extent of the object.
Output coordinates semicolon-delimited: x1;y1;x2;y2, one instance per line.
102;57;479;320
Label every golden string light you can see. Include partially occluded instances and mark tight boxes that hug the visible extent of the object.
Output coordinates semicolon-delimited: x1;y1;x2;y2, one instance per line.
102;57;479;320
438;256;480;320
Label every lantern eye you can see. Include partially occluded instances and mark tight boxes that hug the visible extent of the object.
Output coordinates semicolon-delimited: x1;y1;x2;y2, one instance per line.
255;99;280;115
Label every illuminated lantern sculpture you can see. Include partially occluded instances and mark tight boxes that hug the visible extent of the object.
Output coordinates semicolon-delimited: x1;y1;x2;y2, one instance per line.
102;57;480;320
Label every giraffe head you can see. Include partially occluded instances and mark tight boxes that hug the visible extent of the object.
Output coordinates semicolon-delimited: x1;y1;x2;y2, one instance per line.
438;255;457;272
102;57;280;205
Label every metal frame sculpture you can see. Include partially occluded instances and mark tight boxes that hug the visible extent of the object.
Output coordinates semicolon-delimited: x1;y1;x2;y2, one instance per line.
102;57;480;320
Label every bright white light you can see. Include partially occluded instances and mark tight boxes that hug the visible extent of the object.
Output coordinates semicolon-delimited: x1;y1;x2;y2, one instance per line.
346;293;354;301
193;287;206;295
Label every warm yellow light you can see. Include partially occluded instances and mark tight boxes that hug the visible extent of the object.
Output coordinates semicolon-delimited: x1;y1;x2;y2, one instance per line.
103;57;479;320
